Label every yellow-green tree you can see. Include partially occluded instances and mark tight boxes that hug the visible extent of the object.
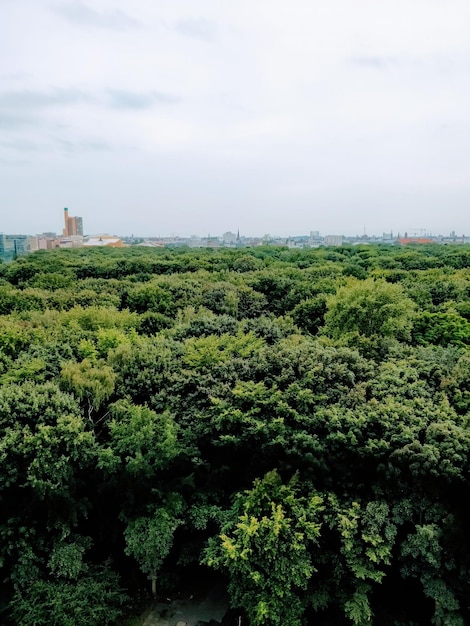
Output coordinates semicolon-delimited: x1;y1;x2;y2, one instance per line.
205;471;323;626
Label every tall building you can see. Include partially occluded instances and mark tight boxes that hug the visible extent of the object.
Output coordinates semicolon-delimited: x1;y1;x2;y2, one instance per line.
0;234;29;260
324;235;343;247
75;216;83;236
63;208;83;237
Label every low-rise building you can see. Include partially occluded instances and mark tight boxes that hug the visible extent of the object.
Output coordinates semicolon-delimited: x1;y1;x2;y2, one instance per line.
83;235;124;247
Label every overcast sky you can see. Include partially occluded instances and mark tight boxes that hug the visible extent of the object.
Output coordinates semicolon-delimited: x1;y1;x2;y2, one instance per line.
1;0;470;237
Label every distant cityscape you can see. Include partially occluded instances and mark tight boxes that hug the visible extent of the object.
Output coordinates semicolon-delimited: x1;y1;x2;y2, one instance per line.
1;208;470;261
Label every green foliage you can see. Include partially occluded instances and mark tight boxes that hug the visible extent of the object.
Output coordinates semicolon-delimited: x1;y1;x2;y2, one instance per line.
182;332;264;369
9;563;127;626
21;414;97;498
124;494;185;581
324;278;415;339
60;358;116;419
0;380;81;429
413;310;470;346
291;295;328;335
124;283;176;315
108;335;176;404
107;400;178;476
47;537;92;579
441;351;470;413
137;311;173;335
2;245;470;623
205;471;323;626
334;499;396;583
232;254;263;272
0;316;42;357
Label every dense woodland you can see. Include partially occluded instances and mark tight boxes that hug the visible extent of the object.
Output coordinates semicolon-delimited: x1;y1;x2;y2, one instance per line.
2;244;470;625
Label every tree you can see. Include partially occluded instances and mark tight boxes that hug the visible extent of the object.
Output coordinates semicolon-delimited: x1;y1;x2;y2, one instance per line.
60;359;115;425
324;278;415;340
107;400;178;477
108;336;177;405
123;494;184;597
291;295;328;335
9;562;127;626
323;497;397;625
412;311;470;347
205;471;323;626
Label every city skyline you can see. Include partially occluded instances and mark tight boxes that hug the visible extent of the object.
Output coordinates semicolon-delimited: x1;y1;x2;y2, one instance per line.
1;214;468;242
0;204;468;243
2;1;470;236
2;206;470;262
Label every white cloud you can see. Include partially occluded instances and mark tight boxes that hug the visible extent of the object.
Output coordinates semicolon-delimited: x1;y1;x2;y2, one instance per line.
1;0;470;235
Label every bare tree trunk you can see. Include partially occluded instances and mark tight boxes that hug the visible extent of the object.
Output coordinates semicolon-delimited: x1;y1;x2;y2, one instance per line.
151;577;157;599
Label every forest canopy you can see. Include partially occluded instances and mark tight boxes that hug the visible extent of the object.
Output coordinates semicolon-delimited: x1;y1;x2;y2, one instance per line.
1;243;470;625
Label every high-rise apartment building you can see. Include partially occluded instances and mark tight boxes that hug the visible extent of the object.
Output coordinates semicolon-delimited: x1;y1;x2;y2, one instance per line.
63;208;83;237
0;234;29;260
324;235;343;247
75;216;83;236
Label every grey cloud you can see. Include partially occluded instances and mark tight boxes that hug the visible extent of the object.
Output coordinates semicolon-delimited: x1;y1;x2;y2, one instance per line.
107;89;180;109
0;156;29;167
81;139;112;151
0;139;41;152
349;54;457;77
0;89;91;111
55;138;114;154
54;1;139;29
0;88;180;119
0;113;38;130
0;89;91;134
175;18;215;41
0;137;110;155
0;72;29;81
349;56;400;70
